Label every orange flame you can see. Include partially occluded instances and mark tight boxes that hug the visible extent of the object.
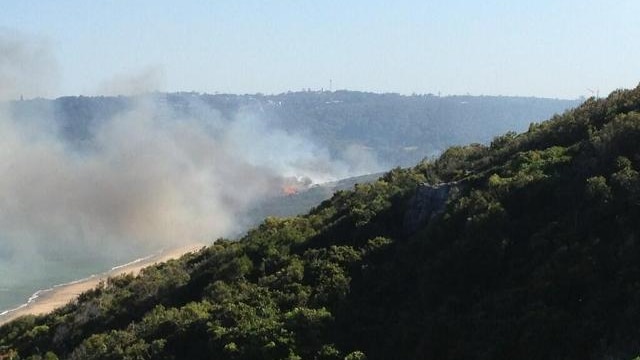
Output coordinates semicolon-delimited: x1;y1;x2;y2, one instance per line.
282;185;298;196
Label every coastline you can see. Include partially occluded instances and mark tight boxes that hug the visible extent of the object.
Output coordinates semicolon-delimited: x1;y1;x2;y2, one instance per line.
0;243;205;326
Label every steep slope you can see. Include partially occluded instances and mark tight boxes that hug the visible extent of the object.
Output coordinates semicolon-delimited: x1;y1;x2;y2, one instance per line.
242;172;383;229
1;85;639;360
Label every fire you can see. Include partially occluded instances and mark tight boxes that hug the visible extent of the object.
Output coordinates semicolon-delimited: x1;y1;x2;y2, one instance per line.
280;176;312;196
282;185;299;196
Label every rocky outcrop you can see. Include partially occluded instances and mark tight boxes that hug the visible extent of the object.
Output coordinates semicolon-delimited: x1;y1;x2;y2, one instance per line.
404;182;456;235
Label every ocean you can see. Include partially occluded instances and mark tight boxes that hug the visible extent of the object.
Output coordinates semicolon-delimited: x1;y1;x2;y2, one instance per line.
0;252;148;316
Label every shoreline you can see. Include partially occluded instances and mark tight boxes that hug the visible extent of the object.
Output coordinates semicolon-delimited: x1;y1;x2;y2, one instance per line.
0;243;205;326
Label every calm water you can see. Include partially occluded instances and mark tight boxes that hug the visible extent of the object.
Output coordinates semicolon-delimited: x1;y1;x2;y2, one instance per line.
0;253;144;314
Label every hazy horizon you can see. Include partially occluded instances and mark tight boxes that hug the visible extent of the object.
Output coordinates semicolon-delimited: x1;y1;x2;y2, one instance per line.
2;1;639;100
6;89;587;102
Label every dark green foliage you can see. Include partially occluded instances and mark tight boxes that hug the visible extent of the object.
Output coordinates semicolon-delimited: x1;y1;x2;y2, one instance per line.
3;85;640;359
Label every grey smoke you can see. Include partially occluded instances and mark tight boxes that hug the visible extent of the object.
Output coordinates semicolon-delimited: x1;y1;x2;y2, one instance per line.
96;67;166;96
0;31;383;289
0;28;58;100
0;99;379;282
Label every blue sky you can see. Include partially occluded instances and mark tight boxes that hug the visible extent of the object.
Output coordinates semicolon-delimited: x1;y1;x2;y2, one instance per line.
2;0;639;98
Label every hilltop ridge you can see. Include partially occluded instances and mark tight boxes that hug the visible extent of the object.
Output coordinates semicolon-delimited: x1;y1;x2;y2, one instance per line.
9;91;580;168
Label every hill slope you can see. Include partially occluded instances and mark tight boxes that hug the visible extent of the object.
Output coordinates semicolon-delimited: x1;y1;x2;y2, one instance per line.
241;172;383;231
1;86;639;359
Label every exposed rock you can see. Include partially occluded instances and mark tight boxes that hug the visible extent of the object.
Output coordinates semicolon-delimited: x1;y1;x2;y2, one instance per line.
404;182;456;235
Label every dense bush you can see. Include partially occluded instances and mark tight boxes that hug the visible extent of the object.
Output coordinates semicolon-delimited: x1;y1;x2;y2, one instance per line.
3;85;640;359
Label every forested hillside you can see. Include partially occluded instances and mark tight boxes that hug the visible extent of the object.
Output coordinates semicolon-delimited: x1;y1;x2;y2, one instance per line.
2;85;639;360
9;92;579;167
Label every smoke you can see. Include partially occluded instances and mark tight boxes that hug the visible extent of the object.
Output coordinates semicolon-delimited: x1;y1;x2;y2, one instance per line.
96;67;166;96
224;110;347;183
0;95;384;285
341;144;382;176
0;28;58;100
0;32;383;290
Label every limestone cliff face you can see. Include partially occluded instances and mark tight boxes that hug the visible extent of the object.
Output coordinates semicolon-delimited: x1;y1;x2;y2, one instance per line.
404;182;456;235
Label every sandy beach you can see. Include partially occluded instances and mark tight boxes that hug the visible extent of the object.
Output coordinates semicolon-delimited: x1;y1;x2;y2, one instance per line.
0;243;205;326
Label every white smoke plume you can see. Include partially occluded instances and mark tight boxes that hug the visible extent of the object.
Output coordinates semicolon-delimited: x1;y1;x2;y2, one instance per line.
0;99;330;281
0;31;383;289
96;67;166;96
0;28;58;100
